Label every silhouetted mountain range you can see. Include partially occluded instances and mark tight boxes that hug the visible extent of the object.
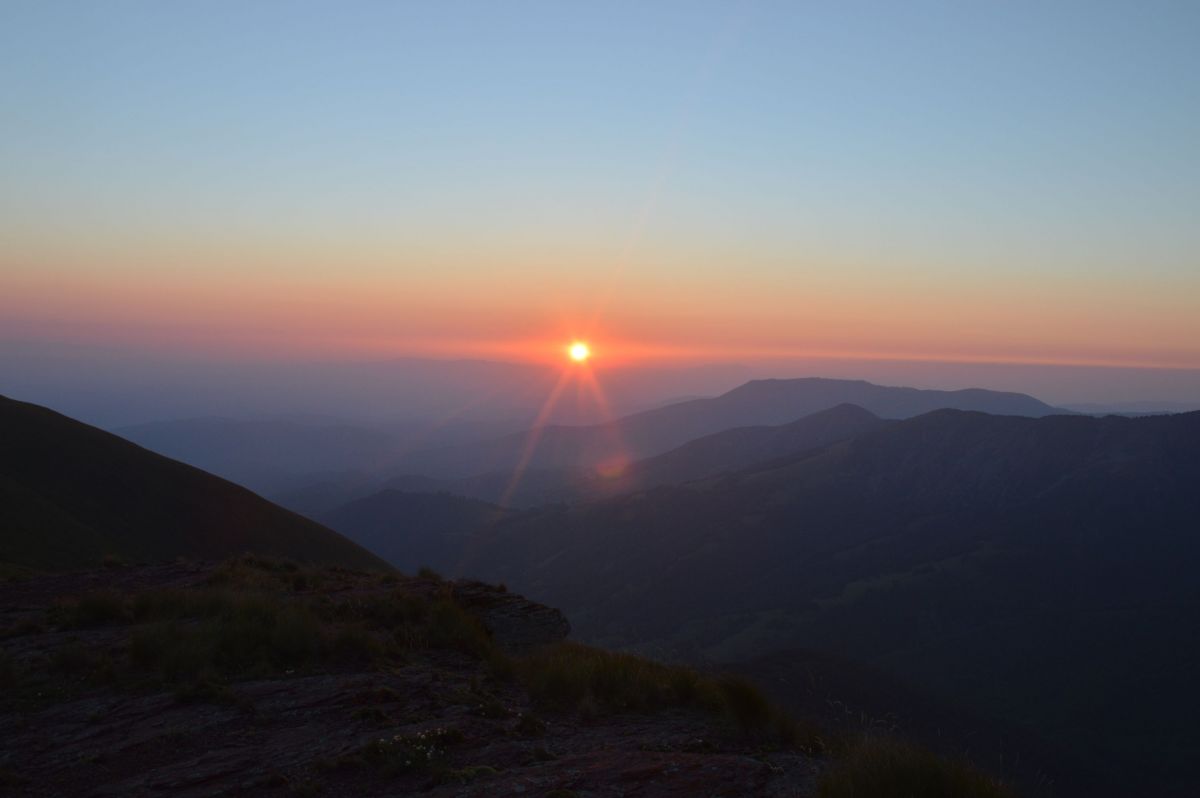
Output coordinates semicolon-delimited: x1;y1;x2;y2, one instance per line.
452;408;1200;796
392;377;1063;478
329;403;885;513
0;395;386;570
577;402;884;498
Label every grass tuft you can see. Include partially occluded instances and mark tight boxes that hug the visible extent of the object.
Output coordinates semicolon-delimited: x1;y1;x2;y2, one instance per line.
129;595;327;681
51;590;129;628
818;736;1016;798
515;641;813;745
67;558;508;691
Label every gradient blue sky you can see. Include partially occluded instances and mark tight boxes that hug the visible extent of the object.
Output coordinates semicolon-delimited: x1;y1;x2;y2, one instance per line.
2;1;1199;376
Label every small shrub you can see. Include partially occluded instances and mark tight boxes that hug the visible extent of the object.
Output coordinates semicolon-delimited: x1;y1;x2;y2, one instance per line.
417;566;443;581
437;764;499;784
357;727;464;777
49;642;116;685
439;763;499;782
526;746;556;763
1;617;44;639
353;706;390;724
515;642;807;744
205;554;324;591
518;642;695;712
514;712;546;737
0;768;30;787
330;625;386;664
818;736;1016;798
52;591;128;628
472;694;510;719
0;564;37;583
424;599;494;657
130;594;324;681
715;675;772;731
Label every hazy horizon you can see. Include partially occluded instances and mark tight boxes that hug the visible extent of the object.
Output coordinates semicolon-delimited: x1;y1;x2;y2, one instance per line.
4;335;1200;431
4;1;1199;390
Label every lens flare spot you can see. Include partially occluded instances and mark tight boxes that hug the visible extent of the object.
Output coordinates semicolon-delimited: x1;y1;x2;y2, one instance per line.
595;455;630;479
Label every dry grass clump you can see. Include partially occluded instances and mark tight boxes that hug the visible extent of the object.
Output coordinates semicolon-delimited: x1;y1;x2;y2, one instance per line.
50;590;129;628
129;593;335;681
34;556;501;692
205;554;335;592
818;736;1016;798
24;556;821;754
126;588;501;684
515;641;817;747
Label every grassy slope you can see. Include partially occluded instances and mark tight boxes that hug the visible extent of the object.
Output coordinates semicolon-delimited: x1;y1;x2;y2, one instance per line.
0;557;1011;797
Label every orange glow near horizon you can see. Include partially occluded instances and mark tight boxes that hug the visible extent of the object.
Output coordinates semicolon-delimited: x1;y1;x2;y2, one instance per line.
4;253;1200;371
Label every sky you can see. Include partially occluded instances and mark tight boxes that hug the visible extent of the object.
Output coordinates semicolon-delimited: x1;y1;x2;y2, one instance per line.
2;1;1199;397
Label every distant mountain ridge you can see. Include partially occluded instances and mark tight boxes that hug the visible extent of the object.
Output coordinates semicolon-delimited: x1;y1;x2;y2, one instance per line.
394;377;1064;478
0;395;387;570
453;408;1200;796
461;408;1200;643
349;403;886;509
590;402;884;496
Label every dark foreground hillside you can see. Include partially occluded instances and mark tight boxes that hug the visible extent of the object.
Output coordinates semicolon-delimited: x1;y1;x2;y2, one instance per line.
0;395;384;570
0;558;1014;798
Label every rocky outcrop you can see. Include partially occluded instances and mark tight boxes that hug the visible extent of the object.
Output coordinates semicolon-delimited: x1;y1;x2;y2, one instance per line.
0;562;818;797
450;580;570;653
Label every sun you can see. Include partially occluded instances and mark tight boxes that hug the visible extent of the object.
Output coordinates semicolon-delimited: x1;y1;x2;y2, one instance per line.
568;341;591;362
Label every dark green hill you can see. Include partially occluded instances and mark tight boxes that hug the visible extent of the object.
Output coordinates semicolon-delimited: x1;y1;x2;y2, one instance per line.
0;395;388;570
